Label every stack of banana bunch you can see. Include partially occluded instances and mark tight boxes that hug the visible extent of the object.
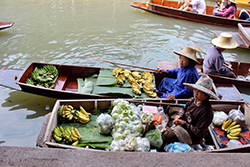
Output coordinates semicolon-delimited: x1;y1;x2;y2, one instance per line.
58;105;91;124
53;126;82;146
221;119;242;140
112;68;157;97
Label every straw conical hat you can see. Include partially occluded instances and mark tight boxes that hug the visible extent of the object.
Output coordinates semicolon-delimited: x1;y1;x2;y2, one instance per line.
184;74;219;100
174;46;200;64
211;32;238;49
228;0;239;4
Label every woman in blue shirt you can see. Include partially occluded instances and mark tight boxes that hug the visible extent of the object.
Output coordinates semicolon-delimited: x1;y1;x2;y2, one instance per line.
158;46;200;100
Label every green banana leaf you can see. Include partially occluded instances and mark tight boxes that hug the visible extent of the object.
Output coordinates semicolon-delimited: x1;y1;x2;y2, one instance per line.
60;115;113;146
77;78;93;93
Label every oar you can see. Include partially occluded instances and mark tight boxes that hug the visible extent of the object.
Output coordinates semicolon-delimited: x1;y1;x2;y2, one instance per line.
91;57;167;72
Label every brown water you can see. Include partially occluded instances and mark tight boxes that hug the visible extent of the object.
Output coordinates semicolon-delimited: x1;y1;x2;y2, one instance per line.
1;0;250;147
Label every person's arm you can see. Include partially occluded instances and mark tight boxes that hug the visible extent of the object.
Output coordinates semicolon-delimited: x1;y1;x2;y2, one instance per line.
216;6;234;18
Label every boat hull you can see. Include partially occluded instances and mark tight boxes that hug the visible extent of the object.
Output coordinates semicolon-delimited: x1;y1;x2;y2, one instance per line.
131;1;250;27
0;22;14;30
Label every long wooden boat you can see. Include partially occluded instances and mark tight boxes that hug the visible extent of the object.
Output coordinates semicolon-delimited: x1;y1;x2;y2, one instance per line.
158;58;250;88
236;0;250;8
37;98;250;152
214;23;250;50
0;22;14;31
0;61;242;100
131;0;250;27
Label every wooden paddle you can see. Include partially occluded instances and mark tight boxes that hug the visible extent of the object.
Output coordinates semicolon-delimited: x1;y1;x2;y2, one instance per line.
91;57;167;72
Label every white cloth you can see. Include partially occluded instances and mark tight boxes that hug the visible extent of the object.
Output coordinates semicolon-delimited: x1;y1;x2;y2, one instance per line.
191;0;206;14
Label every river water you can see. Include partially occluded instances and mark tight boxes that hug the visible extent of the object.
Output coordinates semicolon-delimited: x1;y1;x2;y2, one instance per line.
1;0;250;147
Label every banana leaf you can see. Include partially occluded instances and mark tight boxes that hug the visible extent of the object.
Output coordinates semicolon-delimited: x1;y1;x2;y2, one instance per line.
60;115;112;145
77;78;93;93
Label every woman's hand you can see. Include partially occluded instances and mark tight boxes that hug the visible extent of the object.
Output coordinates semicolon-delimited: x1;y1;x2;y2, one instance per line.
157;68;168;73
167;94;175;101
173;118;184;125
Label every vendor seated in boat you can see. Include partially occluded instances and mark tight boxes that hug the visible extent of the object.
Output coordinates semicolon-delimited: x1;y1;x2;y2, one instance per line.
179;0;206;14
203;32;238;78
158;46;200;100
213;0;237;18
160;75;219;149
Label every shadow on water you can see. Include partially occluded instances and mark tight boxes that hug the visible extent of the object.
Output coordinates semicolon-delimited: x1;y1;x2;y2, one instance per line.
2;90;57;119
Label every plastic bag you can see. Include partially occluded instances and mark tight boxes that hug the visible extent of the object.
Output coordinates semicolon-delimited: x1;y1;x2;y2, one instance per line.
227;140;242;148
212;111;228;126
145;129;163;148
164;142;191;153
96;113;114;135
228;106;245;126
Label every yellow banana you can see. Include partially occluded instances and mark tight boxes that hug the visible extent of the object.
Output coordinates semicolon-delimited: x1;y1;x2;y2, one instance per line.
70;134;78;141
230;128;241;134
80;106;89;118
222;119;232;130
72;140;79;146
65;127;71;136
71;129;79;138
227;134;239;140
53;134;62;142
67;105;74;110
74;128;81;137
59;126;64;133
227;121;237;129
53;127;61;137
229;131;241;137
229;124;241;130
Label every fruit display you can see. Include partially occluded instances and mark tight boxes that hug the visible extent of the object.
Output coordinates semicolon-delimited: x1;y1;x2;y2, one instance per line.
53;126;82;146
58;105;91;124
221;119;242;140
26;65;58;88
112;68;157;97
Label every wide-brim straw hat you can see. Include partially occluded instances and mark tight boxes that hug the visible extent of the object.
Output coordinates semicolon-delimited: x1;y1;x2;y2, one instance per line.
183;74;220;100
211;32;238;49
174;46;200;64
228;0;239;4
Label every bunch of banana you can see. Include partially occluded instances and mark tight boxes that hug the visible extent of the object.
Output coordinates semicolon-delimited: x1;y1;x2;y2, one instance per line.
58;105;75;121
221;119;242;140
141;71;153;82
53;126;82;146
122;69;131;78
128;74;136;84
75;106;91;124
131;71;141;79
53;126;64;142
143;80;157;98
58;105;91;124
112;68;123;77
117;74;126;85
70;127;82;146
132;82;142;95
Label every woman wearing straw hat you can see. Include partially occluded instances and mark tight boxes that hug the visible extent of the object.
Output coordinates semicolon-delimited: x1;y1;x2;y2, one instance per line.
203;32;238;78
213;0;238;18
160;75;219;148
158;46;200;100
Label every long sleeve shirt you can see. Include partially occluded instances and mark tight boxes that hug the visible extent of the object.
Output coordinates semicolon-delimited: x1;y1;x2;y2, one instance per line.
158;66;199;98
178;98;213;143
203;46;229;75
216;5;236;18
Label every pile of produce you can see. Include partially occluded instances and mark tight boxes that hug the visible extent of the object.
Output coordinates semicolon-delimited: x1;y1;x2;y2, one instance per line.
112;68;157;98
221;119;242;140
58;105;91;124
52;99;166;151
26;65;58;88
53;126;82;146
213;108;245;140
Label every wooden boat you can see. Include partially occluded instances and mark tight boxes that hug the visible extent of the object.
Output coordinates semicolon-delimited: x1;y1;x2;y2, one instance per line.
236;0;250;8
0;22;14;31
158;58;250;88
37;98;250;152
0;61;242;100
131;0;250;27
214;23;250;50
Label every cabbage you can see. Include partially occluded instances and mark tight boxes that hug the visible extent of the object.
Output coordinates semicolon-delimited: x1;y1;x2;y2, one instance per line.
145;129;163;148
212;111;228;126
140;112;154;124
96;113;114;135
